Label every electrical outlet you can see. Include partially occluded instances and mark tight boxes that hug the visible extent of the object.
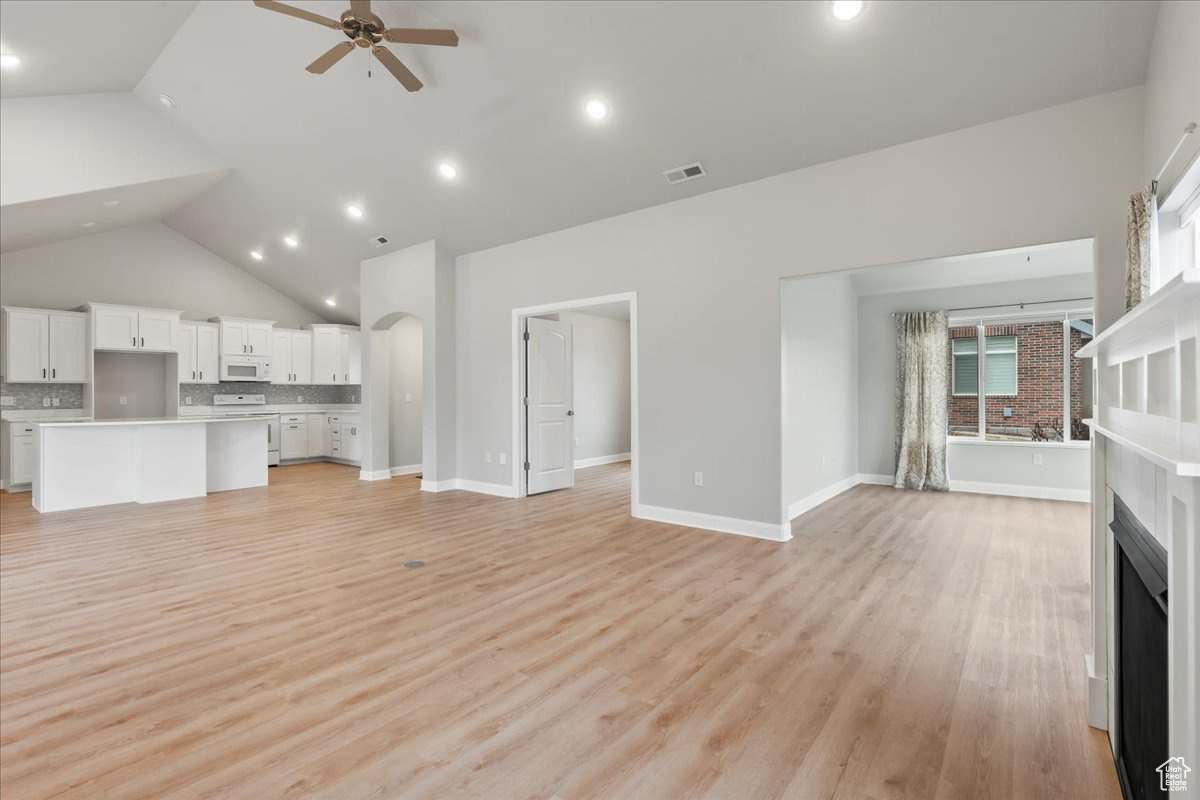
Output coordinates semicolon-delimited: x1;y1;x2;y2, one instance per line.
1033;453;1044;466
499;452;507;465
485;452;492;463
819;455;826;468
42;397;51;407
51;397;60;407
185;396;192;405
0;396;13;407
119;396;127;406
297;395;303;402
574;437;580;446
694;471;704;487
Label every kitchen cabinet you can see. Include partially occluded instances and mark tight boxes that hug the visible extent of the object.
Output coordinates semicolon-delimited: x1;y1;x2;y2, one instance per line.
343;418;363;462
280;418;308;460
307;413;326;456
1;308;87;383
271;329;313;384
213;317;275;357
178;322;220;384
86;303;180;352
307;324;361;385
2;421;35;490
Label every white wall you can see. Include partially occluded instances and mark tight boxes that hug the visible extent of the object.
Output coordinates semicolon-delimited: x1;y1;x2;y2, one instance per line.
558;311;631;463
0;93;225;207
387;316;423;470
781;272;857;514
455;89;1142;531
857;273;1094;485
0;222;324;328
1142;0;1199;195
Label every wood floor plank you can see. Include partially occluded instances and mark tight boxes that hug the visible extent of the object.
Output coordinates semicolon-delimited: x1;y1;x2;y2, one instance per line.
0;462;1119;799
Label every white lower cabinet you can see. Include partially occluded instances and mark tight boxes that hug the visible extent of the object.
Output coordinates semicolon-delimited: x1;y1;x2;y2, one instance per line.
344;418;362;462
3;422;35;491
280;416;307;460
307;413;326;457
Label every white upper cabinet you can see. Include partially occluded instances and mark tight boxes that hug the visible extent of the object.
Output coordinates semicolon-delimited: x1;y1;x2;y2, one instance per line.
307;324;361;385
2;308;87;383
271;329;313;384
212;317;275;357
86;304;180;352
178;322;220;384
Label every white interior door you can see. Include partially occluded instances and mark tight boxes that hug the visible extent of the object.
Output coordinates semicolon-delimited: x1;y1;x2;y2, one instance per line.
525;317;574;494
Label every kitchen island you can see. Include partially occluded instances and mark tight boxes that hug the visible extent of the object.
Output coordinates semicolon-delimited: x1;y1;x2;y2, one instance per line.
32;416;268;513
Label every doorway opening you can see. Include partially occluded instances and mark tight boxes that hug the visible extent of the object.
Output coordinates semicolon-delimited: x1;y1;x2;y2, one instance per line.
369;311;423;480
511;292;638;513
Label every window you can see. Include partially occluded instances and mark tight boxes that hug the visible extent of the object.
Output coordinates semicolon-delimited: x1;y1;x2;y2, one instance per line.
947;310;1092;443
951;335;1016;396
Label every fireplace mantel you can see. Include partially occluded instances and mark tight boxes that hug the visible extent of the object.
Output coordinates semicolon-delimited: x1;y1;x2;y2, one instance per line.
1078;268;1198;795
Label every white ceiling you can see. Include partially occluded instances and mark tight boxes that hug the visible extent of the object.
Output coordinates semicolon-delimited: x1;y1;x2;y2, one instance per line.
846;238;1095;296
1;1;1159;322
0;1;198;98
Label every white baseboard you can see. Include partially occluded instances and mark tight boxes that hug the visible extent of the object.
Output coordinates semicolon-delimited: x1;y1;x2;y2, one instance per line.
574;452;631;469
787;474;859;521
390;464;422;476
856;473;895;486
949;479;1089;502
634;503;792;542
359;469;391;481
418;478;517;498
1086;653;1108;731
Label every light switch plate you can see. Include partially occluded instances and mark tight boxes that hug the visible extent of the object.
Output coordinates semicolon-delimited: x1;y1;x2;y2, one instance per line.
405;393;412;402
42;397;51;407
485;452;491;463
185;397;192;405
0;396;13;407
51;398;60;407
119;396;127;405
694;471;704;487
499;452;507;465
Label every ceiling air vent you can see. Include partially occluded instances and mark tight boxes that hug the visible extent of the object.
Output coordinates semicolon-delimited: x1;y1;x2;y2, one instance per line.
663;161;706;185
369;235;390;247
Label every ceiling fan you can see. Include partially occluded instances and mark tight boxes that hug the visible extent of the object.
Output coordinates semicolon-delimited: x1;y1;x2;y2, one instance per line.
253;0;458;92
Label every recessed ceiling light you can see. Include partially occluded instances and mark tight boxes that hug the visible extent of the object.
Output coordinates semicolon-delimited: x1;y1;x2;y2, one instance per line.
101;199;121;208
325;298;337;307
0;54;19;69
346;205;364;219
80;221;95;228
283;235;298;248
158;93;176;108
250;250;264;261
438;161;459;180
584;97;609;121
830;0;864;21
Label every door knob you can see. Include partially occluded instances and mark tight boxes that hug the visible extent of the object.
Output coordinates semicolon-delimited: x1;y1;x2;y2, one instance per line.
567;410;574;416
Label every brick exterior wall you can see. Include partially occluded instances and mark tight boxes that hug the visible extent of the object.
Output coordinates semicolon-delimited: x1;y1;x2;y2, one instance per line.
948;322;1086;439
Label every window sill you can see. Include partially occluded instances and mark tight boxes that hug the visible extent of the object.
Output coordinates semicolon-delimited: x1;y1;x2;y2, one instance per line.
946;437;1091;450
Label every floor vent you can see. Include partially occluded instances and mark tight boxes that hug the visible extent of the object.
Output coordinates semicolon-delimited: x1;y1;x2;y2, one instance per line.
663;161;706;185
403;560;425;569
369;235;391;247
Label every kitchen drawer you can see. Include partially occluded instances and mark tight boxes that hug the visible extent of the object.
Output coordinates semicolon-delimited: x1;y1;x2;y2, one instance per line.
12;423;35;436
281;414;306;424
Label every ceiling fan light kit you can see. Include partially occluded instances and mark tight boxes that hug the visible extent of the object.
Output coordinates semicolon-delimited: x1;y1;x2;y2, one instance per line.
253;0;458;91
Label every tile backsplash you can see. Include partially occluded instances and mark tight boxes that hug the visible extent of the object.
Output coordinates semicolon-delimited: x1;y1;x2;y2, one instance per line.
178;382;361;406
0;383;85;410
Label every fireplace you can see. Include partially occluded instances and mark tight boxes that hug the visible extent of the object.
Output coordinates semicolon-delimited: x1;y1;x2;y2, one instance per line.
1111;496;1169;800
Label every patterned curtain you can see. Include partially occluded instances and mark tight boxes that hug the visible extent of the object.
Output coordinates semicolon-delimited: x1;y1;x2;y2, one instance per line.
894;311;949;491
1124;187;1158;311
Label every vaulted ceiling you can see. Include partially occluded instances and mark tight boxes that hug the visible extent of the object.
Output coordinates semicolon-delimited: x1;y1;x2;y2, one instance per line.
0;0;1160;323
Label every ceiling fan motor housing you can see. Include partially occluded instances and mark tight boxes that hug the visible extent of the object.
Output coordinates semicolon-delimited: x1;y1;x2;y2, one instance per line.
341;10;385;47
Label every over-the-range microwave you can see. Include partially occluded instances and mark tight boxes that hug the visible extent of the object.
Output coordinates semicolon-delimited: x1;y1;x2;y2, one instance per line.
219;356;272;382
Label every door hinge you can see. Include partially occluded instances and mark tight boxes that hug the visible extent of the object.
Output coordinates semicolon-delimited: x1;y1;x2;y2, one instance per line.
523;396;530;406
523;461;530;471
523;331;530;341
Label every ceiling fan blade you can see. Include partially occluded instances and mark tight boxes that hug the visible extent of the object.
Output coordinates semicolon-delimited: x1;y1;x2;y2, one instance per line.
349;0;371;17
253;0;341;30
371;45;422;91
383;28;459;47
306;41;355;74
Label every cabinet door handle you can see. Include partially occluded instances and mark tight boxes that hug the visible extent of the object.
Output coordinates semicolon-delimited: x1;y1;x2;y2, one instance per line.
52;368;55;378
250;345;253;353
192;370;196;380
243;345;247;353
42;368;46;378
199;370;203;380
133;337;137;346
141;337;144;347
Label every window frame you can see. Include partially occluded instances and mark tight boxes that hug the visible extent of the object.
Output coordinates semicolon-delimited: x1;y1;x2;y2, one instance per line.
950;333;1018;397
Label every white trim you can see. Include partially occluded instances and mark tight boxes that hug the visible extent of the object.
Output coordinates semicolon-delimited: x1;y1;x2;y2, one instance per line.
359;468;391;481
857;473;895;485
511;292;638;512
390;464;422;476
455;479;518;498
787;474;859;520
948;479;1089;502
947;437;1091;450
420;478;457;493
633;503;792;542
1086;653;1108;730
574;452;631;469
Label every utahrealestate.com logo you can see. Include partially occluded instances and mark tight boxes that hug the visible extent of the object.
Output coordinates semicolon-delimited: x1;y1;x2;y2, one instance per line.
1158;757;1191;792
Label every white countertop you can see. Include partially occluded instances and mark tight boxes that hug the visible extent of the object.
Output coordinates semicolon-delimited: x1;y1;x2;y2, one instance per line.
33;416;271;428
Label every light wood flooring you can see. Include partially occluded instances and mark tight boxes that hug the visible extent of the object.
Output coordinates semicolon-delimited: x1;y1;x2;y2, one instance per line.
0;462;1119;799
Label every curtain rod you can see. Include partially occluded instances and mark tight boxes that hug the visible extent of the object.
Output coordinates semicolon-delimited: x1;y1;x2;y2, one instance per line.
1151;122;1197;194
891;297;1092;317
